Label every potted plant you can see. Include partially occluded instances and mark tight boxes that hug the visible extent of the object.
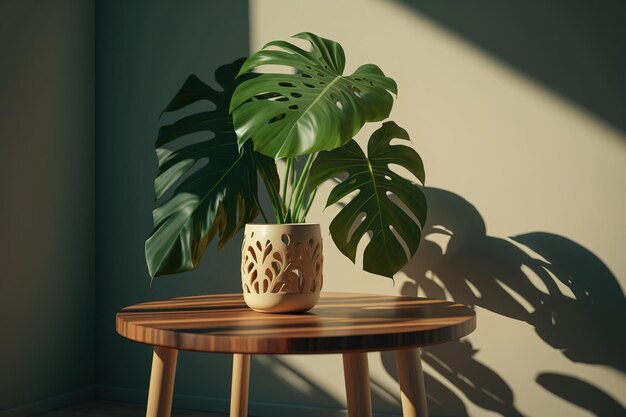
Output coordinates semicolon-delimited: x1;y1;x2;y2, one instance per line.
145;32;427;312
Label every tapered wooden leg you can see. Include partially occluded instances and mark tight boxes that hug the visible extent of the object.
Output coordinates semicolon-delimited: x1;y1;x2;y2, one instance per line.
146;346;178;417
342;352;372;417
396;348;428;417
230;353;251;417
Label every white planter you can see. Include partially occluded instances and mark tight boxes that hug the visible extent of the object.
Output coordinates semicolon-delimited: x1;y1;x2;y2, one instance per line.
241;223;323;313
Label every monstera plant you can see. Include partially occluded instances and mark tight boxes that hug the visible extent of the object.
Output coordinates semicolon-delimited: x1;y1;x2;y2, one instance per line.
146;32;427;284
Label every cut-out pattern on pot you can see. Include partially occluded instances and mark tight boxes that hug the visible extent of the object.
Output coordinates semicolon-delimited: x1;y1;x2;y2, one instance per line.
241;223;323;313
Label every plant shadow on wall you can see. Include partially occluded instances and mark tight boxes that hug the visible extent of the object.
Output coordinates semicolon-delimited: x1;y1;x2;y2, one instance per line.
250;355;405;416
380;187;626;417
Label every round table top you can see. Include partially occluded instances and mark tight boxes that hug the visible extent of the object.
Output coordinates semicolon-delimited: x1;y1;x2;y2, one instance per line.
116;292;476;354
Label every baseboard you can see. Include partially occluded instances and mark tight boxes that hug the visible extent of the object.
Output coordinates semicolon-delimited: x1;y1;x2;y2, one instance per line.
0;387;94;417
96;385;402;417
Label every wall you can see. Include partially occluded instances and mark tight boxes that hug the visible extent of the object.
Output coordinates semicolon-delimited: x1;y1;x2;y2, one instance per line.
400;0;626;134
94;0;253;411
249;1;626;416
0;1;95;416
94;1;626;417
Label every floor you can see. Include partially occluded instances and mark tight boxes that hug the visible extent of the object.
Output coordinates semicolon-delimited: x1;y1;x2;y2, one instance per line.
33;400;227;417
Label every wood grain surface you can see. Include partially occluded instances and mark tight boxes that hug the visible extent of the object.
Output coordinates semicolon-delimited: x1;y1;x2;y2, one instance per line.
116;292;476;354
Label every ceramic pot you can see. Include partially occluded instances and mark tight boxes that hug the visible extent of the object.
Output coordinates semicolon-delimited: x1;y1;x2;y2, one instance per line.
241;223;323;313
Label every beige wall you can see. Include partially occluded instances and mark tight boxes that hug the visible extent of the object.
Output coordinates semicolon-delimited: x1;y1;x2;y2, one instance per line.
251;1;626;416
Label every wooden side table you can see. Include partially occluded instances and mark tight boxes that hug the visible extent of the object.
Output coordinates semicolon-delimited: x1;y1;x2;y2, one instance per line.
116;292;476;417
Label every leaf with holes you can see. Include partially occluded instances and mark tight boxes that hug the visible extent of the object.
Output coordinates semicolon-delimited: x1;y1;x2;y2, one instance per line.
308;121;427;278
145;58;279;278
230;32;397;159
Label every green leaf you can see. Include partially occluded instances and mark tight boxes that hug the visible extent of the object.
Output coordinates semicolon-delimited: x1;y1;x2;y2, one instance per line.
145;58;278;278
309;121;427;278
230;32;397;159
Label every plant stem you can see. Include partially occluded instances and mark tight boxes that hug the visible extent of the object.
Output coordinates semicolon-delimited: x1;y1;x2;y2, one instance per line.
259;166;283;223
282;158;292;200
281;157;293;218
290;152;316;221
300;188;317;222
290;157;297;187
288;158;298;220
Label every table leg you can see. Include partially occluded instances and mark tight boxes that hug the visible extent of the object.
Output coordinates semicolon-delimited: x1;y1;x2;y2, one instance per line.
342;352;372;417
230;353;251;417
395;348;428;417
146;346;178;417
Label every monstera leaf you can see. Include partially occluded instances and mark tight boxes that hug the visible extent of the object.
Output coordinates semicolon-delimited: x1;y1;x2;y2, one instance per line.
145;59;278;278
309;121;427;278
230;32;398;159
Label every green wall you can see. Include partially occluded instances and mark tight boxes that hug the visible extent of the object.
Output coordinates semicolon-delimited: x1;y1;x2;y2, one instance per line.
94;0;252;410
0;0;95;415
